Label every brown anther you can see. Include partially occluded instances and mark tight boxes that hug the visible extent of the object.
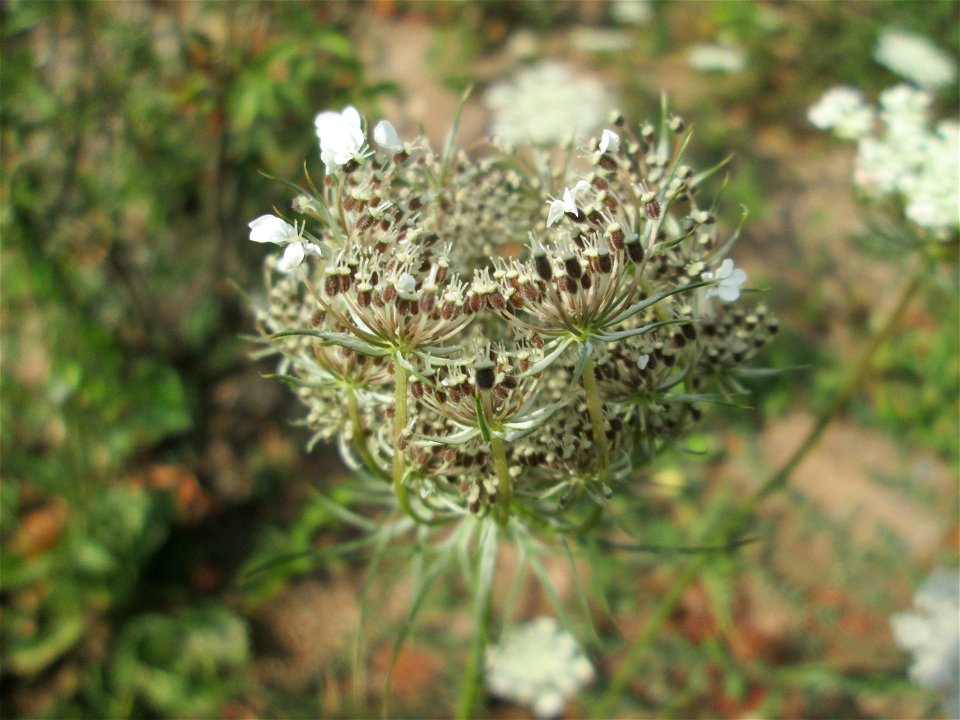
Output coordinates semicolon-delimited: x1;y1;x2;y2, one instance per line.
626;239;645;263
534;253;552;282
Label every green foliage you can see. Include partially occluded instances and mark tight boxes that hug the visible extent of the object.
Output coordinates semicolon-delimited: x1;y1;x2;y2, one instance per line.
105;606;249;719
1;2;380;716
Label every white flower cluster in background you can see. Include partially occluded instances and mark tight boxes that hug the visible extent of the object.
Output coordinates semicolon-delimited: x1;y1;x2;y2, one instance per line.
485;617;594;718
874;28;957;90
484;60;615;146
610;0;653;26
890;569;960;719
688;41;747;74
808;84;959;239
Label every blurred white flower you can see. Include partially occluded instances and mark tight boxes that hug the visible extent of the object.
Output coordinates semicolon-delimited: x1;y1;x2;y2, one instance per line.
890;569;960;719
546;180;590;227
808;87;876;140
610;0;653;25
570;27;632;53
314;105;367;172
688;42;747;74
703;258;747;302
841;85;960;237
373;119;403;153
875;29;957;89
485;617;594;719
484;61;615;146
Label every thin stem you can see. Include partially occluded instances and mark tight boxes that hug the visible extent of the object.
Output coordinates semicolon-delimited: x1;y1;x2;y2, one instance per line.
391;358;414;516
481;389;513;527
581;353;610;480
456;525;497;720
490;434;512;527
456;585;492;720
347;390;390;482
594;254;930;719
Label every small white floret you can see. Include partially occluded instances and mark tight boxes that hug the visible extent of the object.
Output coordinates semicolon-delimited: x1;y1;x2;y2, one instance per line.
373;120;403;153
703;258;747;302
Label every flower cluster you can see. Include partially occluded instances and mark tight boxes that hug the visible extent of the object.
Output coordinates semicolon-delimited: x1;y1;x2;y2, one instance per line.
874;28;957;90
485;616;595;718
808;84;959;240
249;101;775;534
483;61;615;146
890;569;960;718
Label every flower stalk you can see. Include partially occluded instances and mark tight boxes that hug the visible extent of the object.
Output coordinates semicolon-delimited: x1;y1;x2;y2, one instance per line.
580;352;609;481
594;252;930;718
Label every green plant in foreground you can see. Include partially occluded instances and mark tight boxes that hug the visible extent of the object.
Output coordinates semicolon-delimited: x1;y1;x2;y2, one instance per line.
246;95;776;716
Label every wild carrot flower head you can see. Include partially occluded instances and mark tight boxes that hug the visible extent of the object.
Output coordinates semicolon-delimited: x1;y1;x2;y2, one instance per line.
248;100;775;535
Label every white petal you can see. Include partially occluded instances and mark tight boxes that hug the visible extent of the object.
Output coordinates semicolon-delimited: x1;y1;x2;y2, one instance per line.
714;258;734;279
277;242;305;273
546;199;565;227
340;106;365;148
314;110;342;137
249;214;294;244
599;128;620;154
373;120;403;152
716;284;740;302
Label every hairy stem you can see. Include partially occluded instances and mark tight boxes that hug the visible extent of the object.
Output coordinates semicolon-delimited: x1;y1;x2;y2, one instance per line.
581;354;610;480
594;254;930;718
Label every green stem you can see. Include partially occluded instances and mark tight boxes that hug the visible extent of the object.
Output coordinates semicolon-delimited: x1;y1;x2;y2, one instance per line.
456;526;497;720
347;390;390;482
594;255;929;719
480;390;512;527
391;358;413;515
490;434;512;527
581;354;610;480
456;588;492;720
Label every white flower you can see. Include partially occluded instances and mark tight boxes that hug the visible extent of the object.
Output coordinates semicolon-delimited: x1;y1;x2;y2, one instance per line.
808;87;876;140
248;214;321;273
373;120;403;153
703;258;747;302
484;61;615;146
875;29;957;90
890;569;960;719
485;617;594;719
599;128;620;154
395;271;418;297
314;105;366;173
610;0;652;26
688;42;747;74
248;214;299;245
546;180;590;227
843;85;960;237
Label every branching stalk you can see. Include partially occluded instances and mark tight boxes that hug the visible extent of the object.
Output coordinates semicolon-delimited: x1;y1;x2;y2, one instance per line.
593;254;930;718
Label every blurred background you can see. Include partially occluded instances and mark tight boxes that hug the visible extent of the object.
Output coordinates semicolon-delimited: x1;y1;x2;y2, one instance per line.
2;1;957;718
